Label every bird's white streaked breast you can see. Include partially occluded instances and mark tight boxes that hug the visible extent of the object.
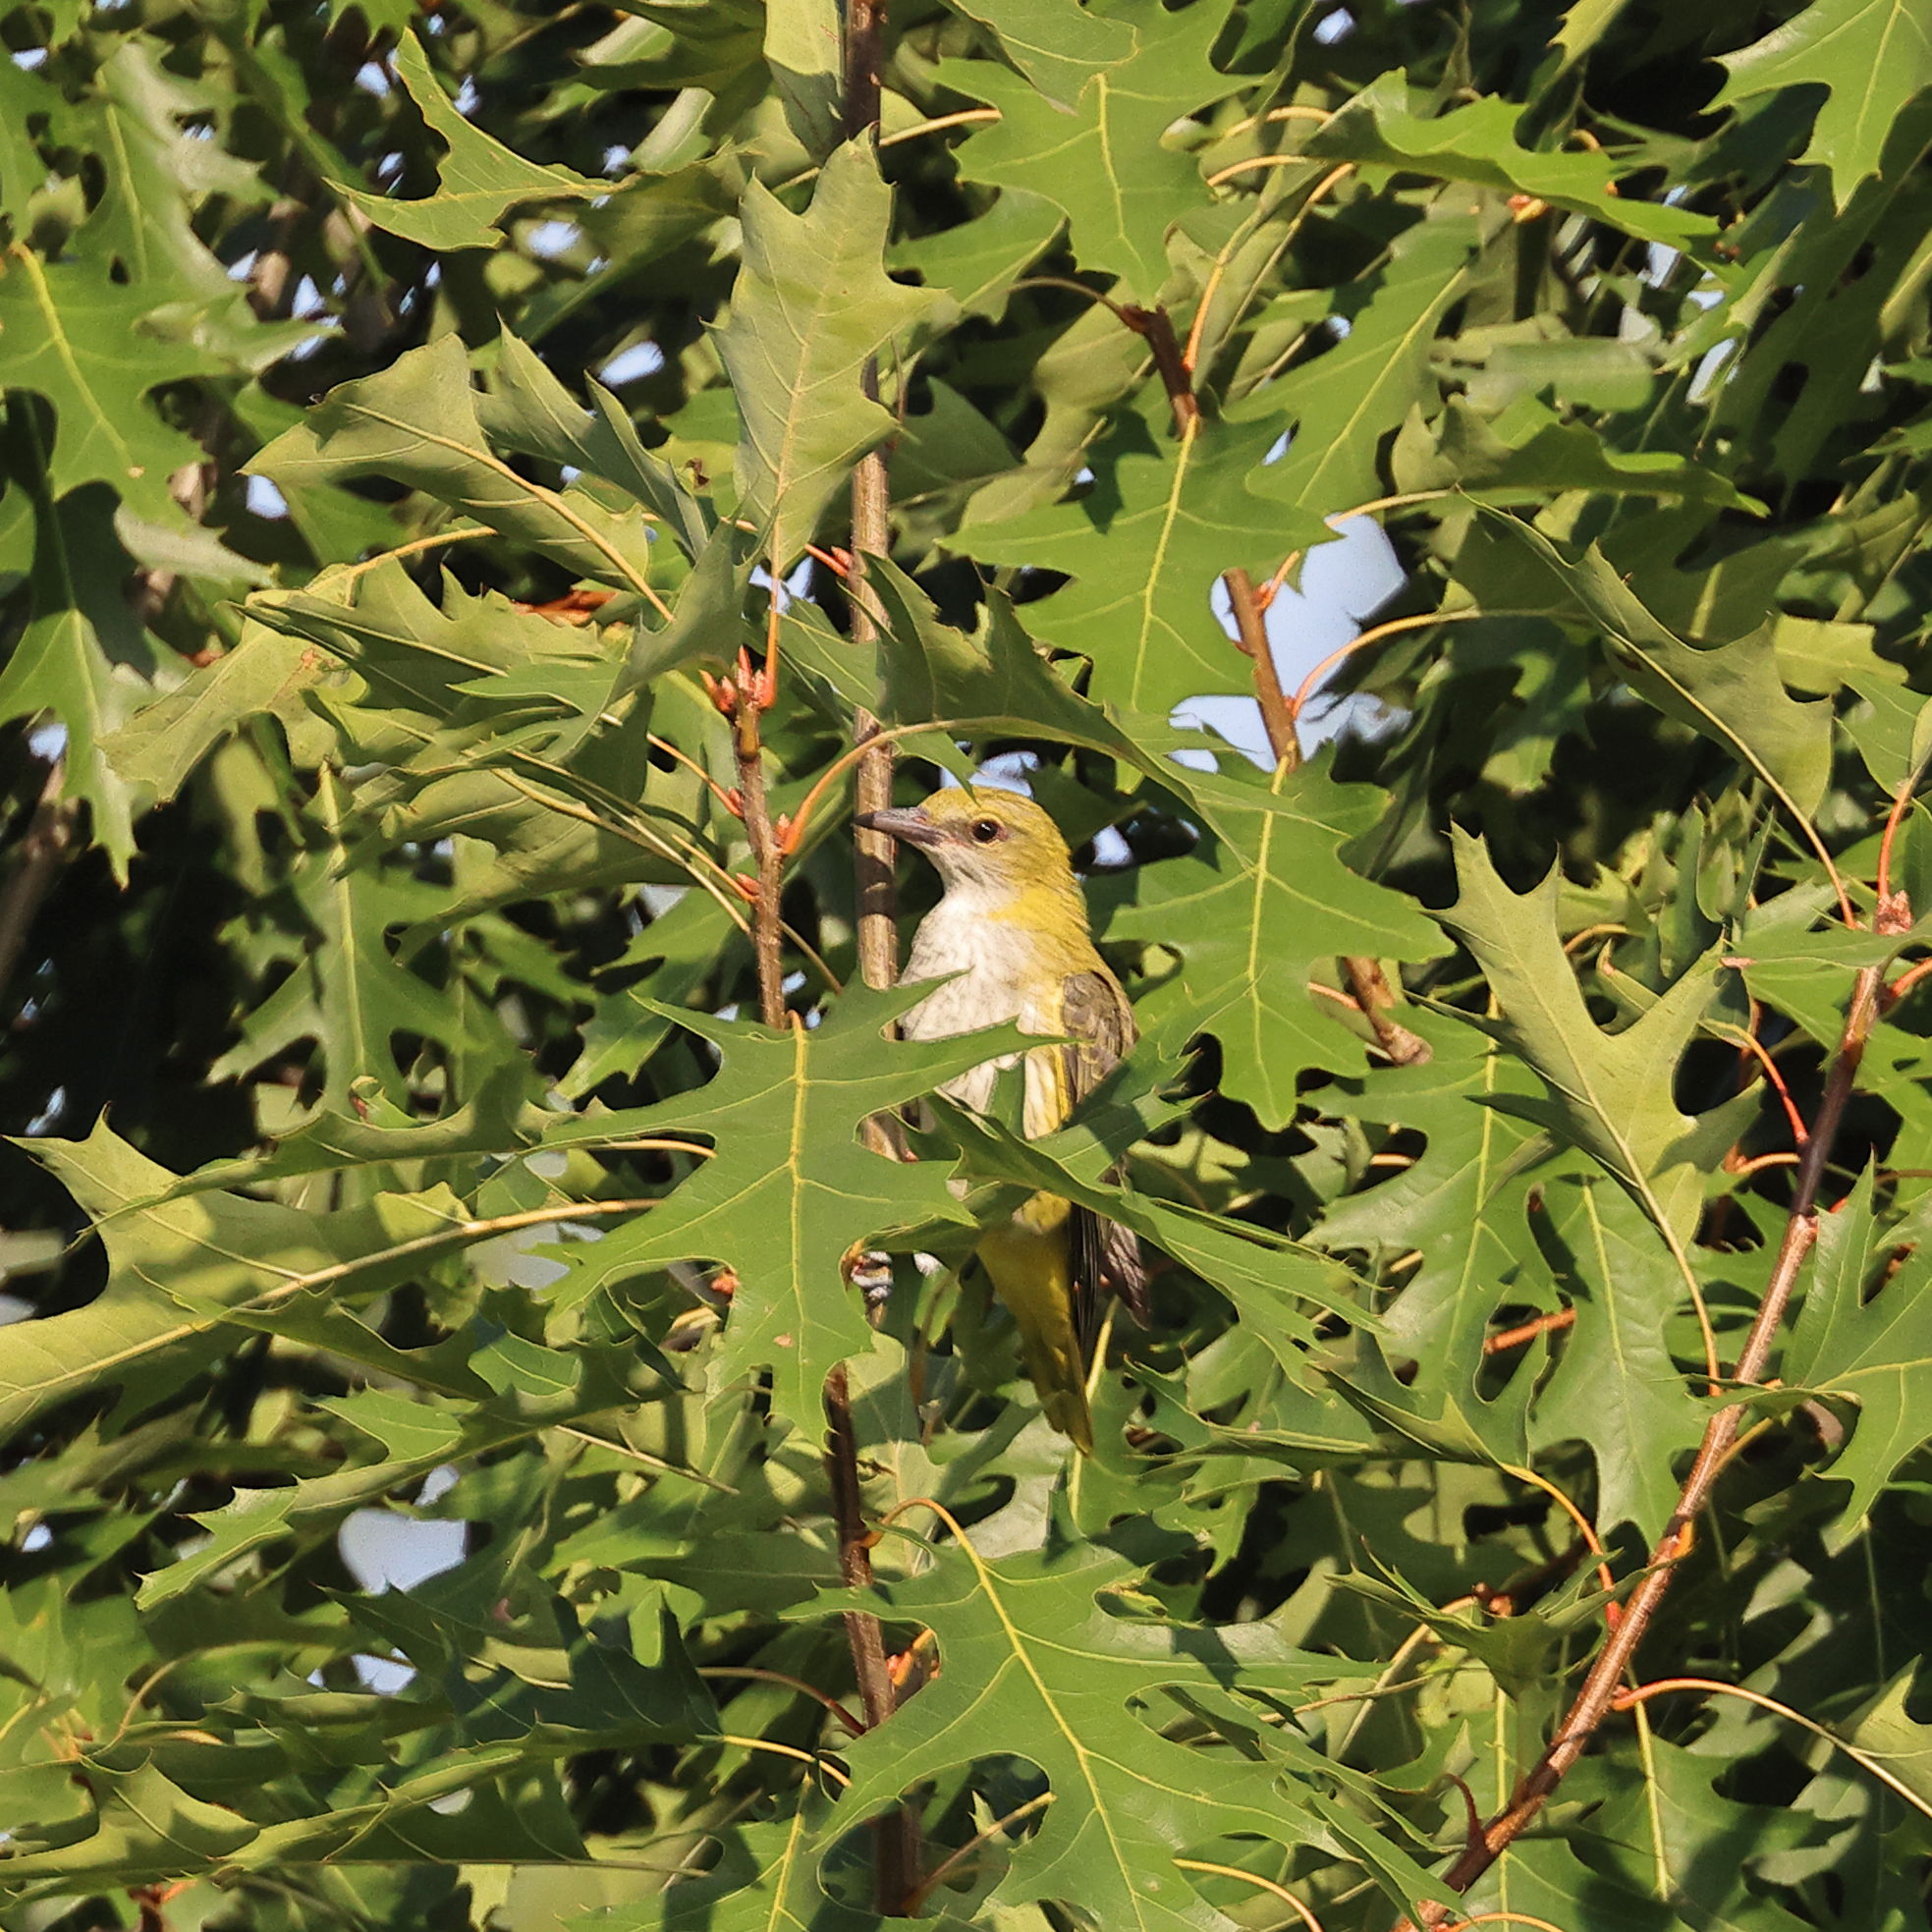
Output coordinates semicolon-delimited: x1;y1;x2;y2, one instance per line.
900;897;1047;1113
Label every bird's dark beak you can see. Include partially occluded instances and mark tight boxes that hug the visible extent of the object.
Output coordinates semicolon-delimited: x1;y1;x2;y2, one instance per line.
856;806;946;850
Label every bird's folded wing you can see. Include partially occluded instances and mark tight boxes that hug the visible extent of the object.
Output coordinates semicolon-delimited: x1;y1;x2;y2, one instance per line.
1024;968;1150;1328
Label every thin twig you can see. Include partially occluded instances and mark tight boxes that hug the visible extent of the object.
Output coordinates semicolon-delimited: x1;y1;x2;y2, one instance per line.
1441;1916;1572;1932
336;524;491;584
837;9;917;1911
1500;1463;1617;1620
1118;304;1199;431
1222;566;1297;771
905;1794;1055;1911
1215;101;1338;142
880;106;1000;147
712;1733;852;1788
731;605;788;1027
1709;1021;1809;1146
1206;152;1319;187
1482;1307;1575;1354
1342;956;1433;1067
1396;959;1888;1925
1888;953;1932;1004
1609;1676;1932;1823
1290;609;1485;722
1173;1858;1327;1932
697;1667;864;1737
0;758;77;1009
553;1427;736;1493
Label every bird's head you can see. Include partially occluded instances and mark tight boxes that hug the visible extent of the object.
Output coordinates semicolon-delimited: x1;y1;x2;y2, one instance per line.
856;787;1082;910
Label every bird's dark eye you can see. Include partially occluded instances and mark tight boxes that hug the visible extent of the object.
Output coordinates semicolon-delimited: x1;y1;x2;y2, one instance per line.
969;817;1002;845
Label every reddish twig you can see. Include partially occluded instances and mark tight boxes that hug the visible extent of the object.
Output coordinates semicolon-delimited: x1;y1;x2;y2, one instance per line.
1342;956;1432;1066
1222;566;1297;770
1715;1023;1809;1147
1875;756;1924;927
1887;954;1932;1004
1396;960;1886;1926
1289;609;1483;722
1118;304;1199;432
698;1666;865;1737
727;607;787;1028
1482;1306;1575;1355
1500;1462;1618;1626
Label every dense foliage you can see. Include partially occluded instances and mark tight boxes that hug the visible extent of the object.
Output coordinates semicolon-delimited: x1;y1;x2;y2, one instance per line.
6;1;1932;1928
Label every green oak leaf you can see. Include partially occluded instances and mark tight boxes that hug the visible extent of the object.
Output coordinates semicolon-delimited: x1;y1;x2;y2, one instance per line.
248;335;662;594
0;466;149;876
863;557;1154;775
540;983;1016;1426
833;1539;1352;1932
953;413;1307;717
98;620;331;806
944;0;1245;299
948;0;1137;107
1305;77;1716;245
1321;1007;1550;1429
79;41;268;302
1568;1737;1828;1928
603;1803;976;1932
1716;0;1932;207
1529;1176;1708;1538
0;246;225;524
1415;395;1762;511
718;140;935;572
208;769;494;1109
893;186;1066;323
1114;761;1444;1128
0;58;55;221
1241;217;1475;520
1785;1170;1932;1541
0;1123;462;1443
1461;509;1835;820
136;1342;657;1608
1438;829;1729;1255
480;332;713;559
337;31;601;250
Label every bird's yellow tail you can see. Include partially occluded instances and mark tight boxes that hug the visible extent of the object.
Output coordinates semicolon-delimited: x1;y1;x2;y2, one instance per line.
976;1193;1094;1454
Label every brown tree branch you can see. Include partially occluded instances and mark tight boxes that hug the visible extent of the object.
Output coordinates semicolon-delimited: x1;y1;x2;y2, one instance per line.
834;3;917;1912
1222;566;1297;771
1399;957;1886;1926
846;0;900;1011
1120;303;1199;434
1222;568;1430;1069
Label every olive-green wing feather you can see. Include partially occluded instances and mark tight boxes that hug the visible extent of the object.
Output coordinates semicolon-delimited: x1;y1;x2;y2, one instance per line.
1054;968;1149;1329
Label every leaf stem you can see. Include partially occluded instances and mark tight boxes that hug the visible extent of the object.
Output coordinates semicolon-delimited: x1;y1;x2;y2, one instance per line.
697;1666;864;1737
1481;1307;1575;1354
1608;1676;1932;1822
905;1794;1055;1911
1173;1858;1327;1931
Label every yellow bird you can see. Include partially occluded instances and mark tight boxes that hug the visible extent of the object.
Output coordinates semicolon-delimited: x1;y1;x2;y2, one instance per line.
857;787;1146;1452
